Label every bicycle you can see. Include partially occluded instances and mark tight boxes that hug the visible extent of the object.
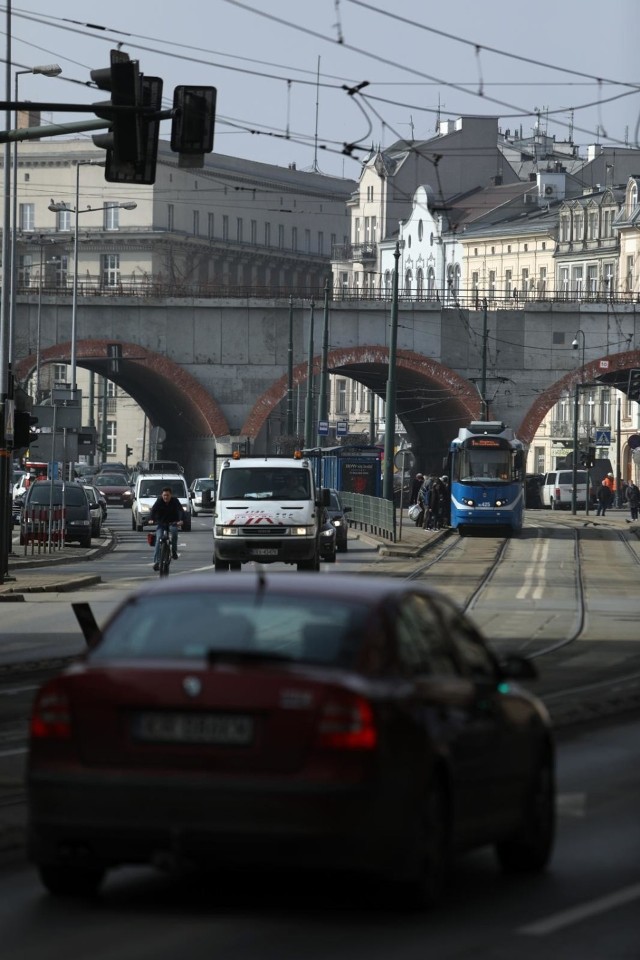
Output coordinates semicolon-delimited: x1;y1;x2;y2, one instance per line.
157;525;172;578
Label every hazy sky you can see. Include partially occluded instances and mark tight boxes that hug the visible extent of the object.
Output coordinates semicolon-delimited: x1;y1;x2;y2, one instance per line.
4;0;640;178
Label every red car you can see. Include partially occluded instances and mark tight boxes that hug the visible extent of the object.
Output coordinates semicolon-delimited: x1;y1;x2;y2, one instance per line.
93;473;133;507
27;574;554;903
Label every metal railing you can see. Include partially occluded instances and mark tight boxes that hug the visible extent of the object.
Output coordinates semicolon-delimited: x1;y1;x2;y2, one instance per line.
340;492;396;542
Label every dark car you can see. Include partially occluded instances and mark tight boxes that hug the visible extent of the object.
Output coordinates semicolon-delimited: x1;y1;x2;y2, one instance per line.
326;488;352;551
20;480;92;547
94;473;133;508
318;509;337;562
27;573;554;903
525;474;544;509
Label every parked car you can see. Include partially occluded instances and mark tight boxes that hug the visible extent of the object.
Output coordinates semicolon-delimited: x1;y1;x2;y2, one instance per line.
541;469;589;510
188;477;216;515
20;480;92;547
93;473;133;508
82;484;104;538
525;474;544;509
326;488;352;551
27;573;555;902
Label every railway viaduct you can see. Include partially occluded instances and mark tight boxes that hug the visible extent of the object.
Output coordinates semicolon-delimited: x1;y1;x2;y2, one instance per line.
13;295;640;477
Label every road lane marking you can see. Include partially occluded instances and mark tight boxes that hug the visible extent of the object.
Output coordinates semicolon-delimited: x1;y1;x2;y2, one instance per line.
516;538;549;601
0;747;27;757
518;882;640;935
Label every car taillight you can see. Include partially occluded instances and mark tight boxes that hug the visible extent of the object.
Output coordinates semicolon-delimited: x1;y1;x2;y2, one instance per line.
30;682;72;740
315;694;377;750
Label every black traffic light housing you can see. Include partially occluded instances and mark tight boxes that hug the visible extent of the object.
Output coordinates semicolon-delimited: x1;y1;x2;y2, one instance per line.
13;410;38;450
628;368;640;403
92;50;163;184
171;86;216;167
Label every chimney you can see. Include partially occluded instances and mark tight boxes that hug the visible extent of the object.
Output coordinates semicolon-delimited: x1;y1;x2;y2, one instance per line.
18;109;40;130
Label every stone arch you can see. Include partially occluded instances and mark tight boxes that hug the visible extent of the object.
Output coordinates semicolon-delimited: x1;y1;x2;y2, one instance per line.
518;348;640;445
242;345;481;441
14;338;229;437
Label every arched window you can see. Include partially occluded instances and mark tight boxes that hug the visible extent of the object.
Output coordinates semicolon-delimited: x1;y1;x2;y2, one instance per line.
416;268;424;300
384;270;392;298
418;220;423;241
404;269;413;297
427;267;436;299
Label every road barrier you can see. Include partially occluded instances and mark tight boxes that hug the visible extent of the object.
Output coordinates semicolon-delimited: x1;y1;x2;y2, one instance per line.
22;506;65;554
340;492;396;542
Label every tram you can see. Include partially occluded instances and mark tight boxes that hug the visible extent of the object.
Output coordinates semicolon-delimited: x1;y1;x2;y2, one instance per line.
448;421;525;535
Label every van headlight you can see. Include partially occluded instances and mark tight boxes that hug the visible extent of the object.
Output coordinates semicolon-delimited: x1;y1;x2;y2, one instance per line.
218;526;238;536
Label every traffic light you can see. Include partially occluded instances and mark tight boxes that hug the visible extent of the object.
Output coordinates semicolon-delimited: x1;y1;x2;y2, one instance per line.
628;368;640;403
13;410;38;450
107;342;122;374
91;50;163;184
171;86;216;167
126;445;133;460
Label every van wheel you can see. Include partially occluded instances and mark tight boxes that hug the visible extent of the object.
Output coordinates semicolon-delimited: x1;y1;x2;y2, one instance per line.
550;499;557;510
214;557;229;571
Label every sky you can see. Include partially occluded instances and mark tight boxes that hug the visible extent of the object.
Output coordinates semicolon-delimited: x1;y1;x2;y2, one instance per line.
3;0;640;180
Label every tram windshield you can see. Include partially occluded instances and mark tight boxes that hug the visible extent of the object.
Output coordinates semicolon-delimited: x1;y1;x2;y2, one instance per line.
456;447;513;482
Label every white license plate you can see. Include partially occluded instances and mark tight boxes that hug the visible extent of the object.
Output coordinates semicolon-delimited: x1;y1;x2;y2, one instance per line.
251;548;279;556
134;712;254;745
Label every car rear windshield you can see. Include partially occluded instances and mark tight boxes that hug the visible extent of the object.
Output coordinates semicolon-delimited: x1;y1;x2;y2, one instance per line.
27;484;87;506
96;475;128;486
91;593;370;667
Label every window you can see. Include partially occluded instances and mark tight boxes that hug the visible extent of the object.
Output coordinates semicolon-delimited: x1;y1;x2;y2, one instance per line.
416;268;424;299
292;226;298;250
505;269;512;298
102;253;120;288
336;379;347;413
523;243;528;252
587;264;598;296
317;231;324;255
538;266;547;298
573;266;584;298
404;269;412;296
534;446;545;474
626;255;634;292
222;215;229;240
354;218;361;245
251;220;257;244
208;213;214;239
603;209;613;237
573;213;583;241
104;203;120;231
418;220;423;241
364;217;371;243
560;266;570;298
19;203;35;231
427;267;435;299
521;268;529;299
278;224;284;249
588;211;598;240
236;217;243;242
18;254;33;287
56;208;71;231
53;363;67;383
305;229;311;253
50;255;68;288
106;421;117;456
167;204;174;231
488;270;496;299
193;210;200;236
264;222;271;246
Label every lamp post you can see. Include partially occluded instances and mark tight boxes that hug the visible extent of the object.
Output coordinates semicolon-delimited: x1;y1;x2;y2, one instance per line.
571;330;586;515
10;64;61;361
49;172;136;392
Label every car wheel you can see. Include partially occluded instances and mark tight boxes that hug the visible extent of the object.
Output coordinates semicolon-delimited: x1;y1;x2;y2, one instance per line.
550;498;558;510
214;557;230;571
38;863;105;898
230;561;241;571
131;513;136;530
395;776;450;910
326;550;337;563
495;751;555;874
80;535;92;548
338;539;348;552
135;517;144;532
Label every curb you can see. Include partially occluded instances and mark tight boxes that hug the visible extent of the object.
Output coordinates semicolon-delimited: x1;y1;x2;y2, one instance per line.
378;528;453;559
6;528;116;573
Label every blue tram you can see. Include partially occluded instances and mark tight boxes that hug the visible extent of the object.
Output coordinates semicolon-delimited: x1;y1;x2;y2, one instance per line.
448;421;525;535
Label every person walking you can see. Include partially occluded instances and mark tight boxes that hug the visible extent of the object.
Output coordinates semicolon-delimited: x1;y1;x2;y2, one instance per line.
596;480;614;517
625;481;640;521
409;473;425;506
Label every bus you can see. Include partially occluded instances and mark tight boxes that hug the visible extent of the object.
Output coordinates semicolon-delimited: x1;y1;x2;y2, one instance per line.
448;421;525;535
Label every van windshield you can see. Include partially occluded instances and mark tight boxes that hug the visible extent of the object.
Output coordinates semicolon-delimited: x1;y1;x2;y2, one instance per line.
138;479;187;499
219;468;310;501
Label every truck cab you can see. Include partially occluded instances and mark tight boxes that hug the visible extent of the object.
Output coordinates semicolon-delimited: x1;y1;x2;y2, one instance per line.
212;453;329;571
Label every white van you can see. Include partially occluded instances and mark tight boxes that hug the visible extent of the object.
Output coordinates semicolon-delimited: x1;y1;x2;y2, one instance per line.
212;454;328;571
131;474;191;531
541;469;589;510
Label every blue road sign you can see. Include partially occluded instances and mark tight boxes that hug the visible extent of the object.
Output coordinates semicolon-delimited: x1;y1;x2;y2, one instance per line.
336;421;348;436
318;420;329;436
595;429;611;445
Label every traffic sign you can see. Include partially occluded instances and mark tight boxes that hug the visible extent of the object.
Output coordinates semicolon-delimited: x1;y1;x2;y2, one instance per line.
595;429;611;445
336;420;348;436
317;420;329;436
394;449;416;472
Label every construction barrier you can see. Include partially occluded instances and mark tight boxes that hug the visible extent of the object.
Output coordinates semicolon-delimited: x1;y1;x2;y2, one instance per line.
22;505;66;554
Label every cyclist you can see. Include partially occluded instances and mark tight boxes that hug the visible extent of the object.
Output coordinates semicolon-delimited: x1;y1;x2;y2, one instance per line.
150;486;184;571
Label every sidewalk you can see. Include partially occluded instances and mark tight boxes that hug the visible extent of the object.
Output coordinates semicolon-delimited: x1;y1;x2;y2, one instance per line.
0;528;115;598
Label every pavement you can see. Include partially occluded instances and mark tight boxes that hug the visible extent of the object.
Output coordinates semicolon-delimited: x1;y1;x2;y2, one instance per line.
0;508;638;866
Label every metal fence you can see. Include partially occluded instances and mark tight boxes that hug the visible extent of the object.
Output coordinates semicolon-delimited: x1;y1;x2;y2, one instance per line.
340;492;396;542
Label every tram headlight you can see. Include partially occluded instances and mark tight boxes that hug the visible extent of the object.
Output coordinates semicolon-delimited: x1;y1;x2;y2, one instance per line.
461;497;476;507
495;497;510;507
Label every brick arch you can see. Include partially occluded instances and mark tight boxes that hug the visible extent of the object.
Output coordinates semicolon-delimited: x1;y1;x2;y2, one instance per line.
241;345;481;438
518;349;640;445
14;339;229;437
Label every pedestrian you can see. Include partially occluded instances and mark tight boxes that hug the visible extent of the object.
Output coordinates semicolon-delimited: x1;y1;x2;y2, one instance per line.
420;474;436;529
596;481;613;517
625;481;640;521
409;473;425;505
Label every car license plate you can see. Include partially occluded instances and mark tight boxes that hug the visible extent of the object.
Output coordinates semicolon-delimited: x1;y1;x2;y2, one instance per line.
134;712;254;745
251;548;279;556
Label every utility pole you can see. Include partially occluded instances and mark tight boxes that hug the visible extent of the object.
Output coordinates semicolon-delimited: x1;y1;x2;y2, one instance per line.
382;242;400;502
286;296;294;436
317;280;330;447
304;301;315;449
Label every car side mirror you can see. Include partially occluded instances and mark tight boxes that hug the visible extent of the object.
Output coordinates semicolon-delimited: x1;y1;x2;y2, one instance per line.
343;506;352;514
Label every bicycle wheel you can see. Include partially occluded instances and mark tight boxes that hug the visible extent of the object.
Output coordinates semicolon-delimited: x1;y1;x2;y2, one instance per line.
159;540;171;577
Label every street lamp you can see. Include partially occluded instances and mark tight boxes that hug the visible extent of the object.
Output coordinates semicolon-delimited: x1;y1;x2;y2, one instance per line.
571;330;586;515
9;64;61;360
49;165;136;392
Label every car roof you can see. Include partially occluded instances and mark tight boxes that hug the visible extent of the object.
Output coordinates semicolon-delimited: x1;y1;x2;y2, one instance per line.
117;571;460;611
